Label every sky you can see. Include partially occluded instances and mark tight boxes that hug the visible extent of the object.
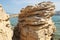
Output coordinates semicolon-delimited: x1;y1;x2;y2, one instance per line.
0;0;60;14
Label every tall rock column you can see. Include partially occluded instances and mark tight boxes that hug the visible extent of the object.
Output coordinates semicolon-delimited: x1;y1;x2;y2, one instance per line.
0;4;13;40
13;1;56;40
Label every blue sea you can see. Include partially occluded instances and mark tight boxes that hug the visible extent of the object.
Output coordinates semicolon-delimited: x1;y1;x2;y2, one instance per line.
10;15;60;40
52;16;60;34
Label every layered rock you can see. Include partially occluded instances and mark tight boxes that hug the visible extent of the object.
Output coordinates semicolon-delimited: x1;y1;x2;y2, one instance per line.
13;1;56;40
0;4;13;40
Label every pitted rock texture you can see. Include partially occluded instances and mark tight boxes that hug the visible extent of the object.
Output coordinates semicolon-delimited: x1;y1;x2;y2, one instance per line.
0;4;13;40
13;1;56;40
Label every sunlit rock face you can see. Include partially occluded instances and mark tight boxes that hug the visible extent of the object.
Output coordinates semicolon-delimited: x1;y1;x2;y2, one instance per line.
0;4;13;40
13;1;56;40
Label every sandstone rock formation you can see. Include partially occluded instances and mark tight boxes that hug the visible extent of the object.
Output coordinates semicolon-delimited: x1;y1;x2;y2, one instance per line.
13;1;56;40
0;4;13;40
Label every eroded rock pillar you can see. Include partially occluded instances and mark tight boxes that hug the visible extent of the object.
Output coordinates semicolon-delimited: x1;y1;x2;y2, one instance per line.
0;4;13;40
13;1;56;40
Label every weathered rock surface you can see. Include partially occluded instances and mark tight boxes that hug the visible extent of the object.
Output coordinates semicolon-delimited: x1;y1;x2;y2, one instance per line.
0;4;13;40
13;1;56;40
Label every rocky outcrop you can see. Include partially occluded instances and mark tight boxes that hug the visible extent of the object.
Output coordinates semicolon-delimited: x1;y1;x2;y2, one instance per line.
10;14;18;18
13;1;56;40
0;4;13;40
